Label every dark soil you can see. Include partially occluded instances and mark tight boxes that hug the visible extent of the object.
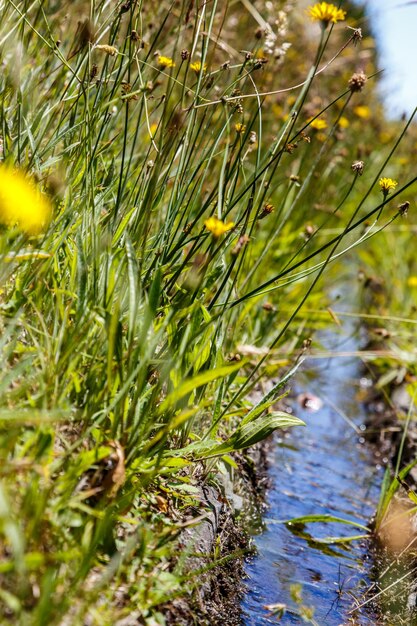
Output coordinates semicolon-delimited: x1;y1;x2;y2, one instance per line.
161;443;272;626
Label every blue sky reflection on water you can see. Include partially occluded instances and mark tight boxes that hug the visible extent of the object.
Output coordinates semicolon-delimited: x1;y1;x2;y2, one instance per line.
356;0;417;117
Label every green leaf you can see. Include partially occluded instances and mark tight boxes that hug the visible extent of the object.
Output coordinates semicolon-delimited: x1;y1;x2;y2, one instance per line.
313;534;370;545
159;360;244;412
229;412;305;450
241;359;304;426
176;412;304;459
269;513;370;533
375;458;417;530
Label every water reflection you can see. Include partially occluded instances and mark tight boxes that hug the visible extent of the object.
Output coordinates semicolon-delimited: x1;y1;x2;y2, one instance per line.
241;324;382;625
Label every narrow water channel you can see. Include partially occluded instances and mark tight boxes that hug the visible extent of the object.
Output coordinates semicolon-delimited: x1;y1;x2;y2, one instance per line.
241;319;383;625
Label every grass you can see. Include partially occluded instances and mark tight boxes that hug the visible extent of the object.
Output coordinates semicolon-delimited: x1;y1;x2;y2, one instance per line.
0;1;416;624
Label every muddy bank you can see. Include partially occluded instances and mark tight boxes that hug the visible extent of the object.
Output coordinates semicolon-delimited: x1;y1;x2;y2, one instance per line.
161;442;272;626
360;355;417;624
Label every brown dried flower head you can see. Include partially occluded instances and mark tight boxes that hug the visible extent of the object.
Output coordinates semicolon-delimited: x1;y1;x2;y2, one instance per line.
398;201;410;216
348;72;367;93
351;160;365;175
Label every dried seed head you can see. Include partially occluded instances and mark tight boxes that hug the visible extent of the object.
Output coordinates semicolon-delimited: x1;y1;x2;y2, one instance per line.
90;63;98;80
181;49;189;61
303;338;312;350
253;57;268;70
231;235;250;256
348;72;367;93
350;27;363;45
304;224;316;239
96;44;118;56
351;160;365;175
120;0;133;13
249;131;257;144
398;201;410;216
285;143;297;154
131;30;139;42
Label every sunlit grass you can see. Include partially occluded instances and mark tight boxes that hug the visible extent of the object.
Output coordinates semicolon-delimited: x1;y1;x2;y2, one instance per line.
0;0;416;623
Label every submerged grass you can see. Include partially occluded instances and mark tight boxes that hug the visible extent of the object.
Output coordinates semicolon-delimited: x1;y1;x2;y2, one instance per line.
0;0;416;624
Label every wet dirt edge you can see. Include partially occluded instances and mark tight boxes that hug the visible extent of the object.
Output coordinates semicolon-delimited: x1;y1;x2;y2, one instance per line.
362;347;417;622
161;440;273;626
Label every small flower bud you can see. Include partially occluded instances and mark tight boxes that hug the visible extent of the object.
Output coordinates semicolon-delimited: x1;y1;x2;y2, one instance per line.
258;203;274;220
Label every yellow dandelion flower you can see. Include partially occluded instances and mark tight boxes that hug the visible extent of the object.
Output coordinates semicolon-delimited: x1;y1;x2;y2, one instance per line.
407;276;417;288
338;116;349;129
309;118;328;130
379;177;398;195
353;105;371;119
204;216;235;238
157;55;176;69
0;167;52;234
190;61;207;73
235;123;246;134
307;2;346;25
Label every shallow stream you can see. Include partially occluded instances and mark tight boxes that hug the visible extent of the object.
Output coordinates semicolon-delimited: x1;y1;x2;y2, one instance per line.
241;320;384;625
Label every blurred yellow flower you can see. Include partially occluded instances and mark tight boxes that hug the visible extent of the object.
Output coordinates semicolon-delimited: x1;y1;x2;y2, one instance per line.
408;276;417;288
338;116;350;129
308;2;346;25
190;61;207;73
204;216;234;237
353;105;371;119
158;55;176;68
235;123;246;134
397;156;409;166
380;131;393;144
309;118;327;130
0;167;51;234
379;177;398;195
